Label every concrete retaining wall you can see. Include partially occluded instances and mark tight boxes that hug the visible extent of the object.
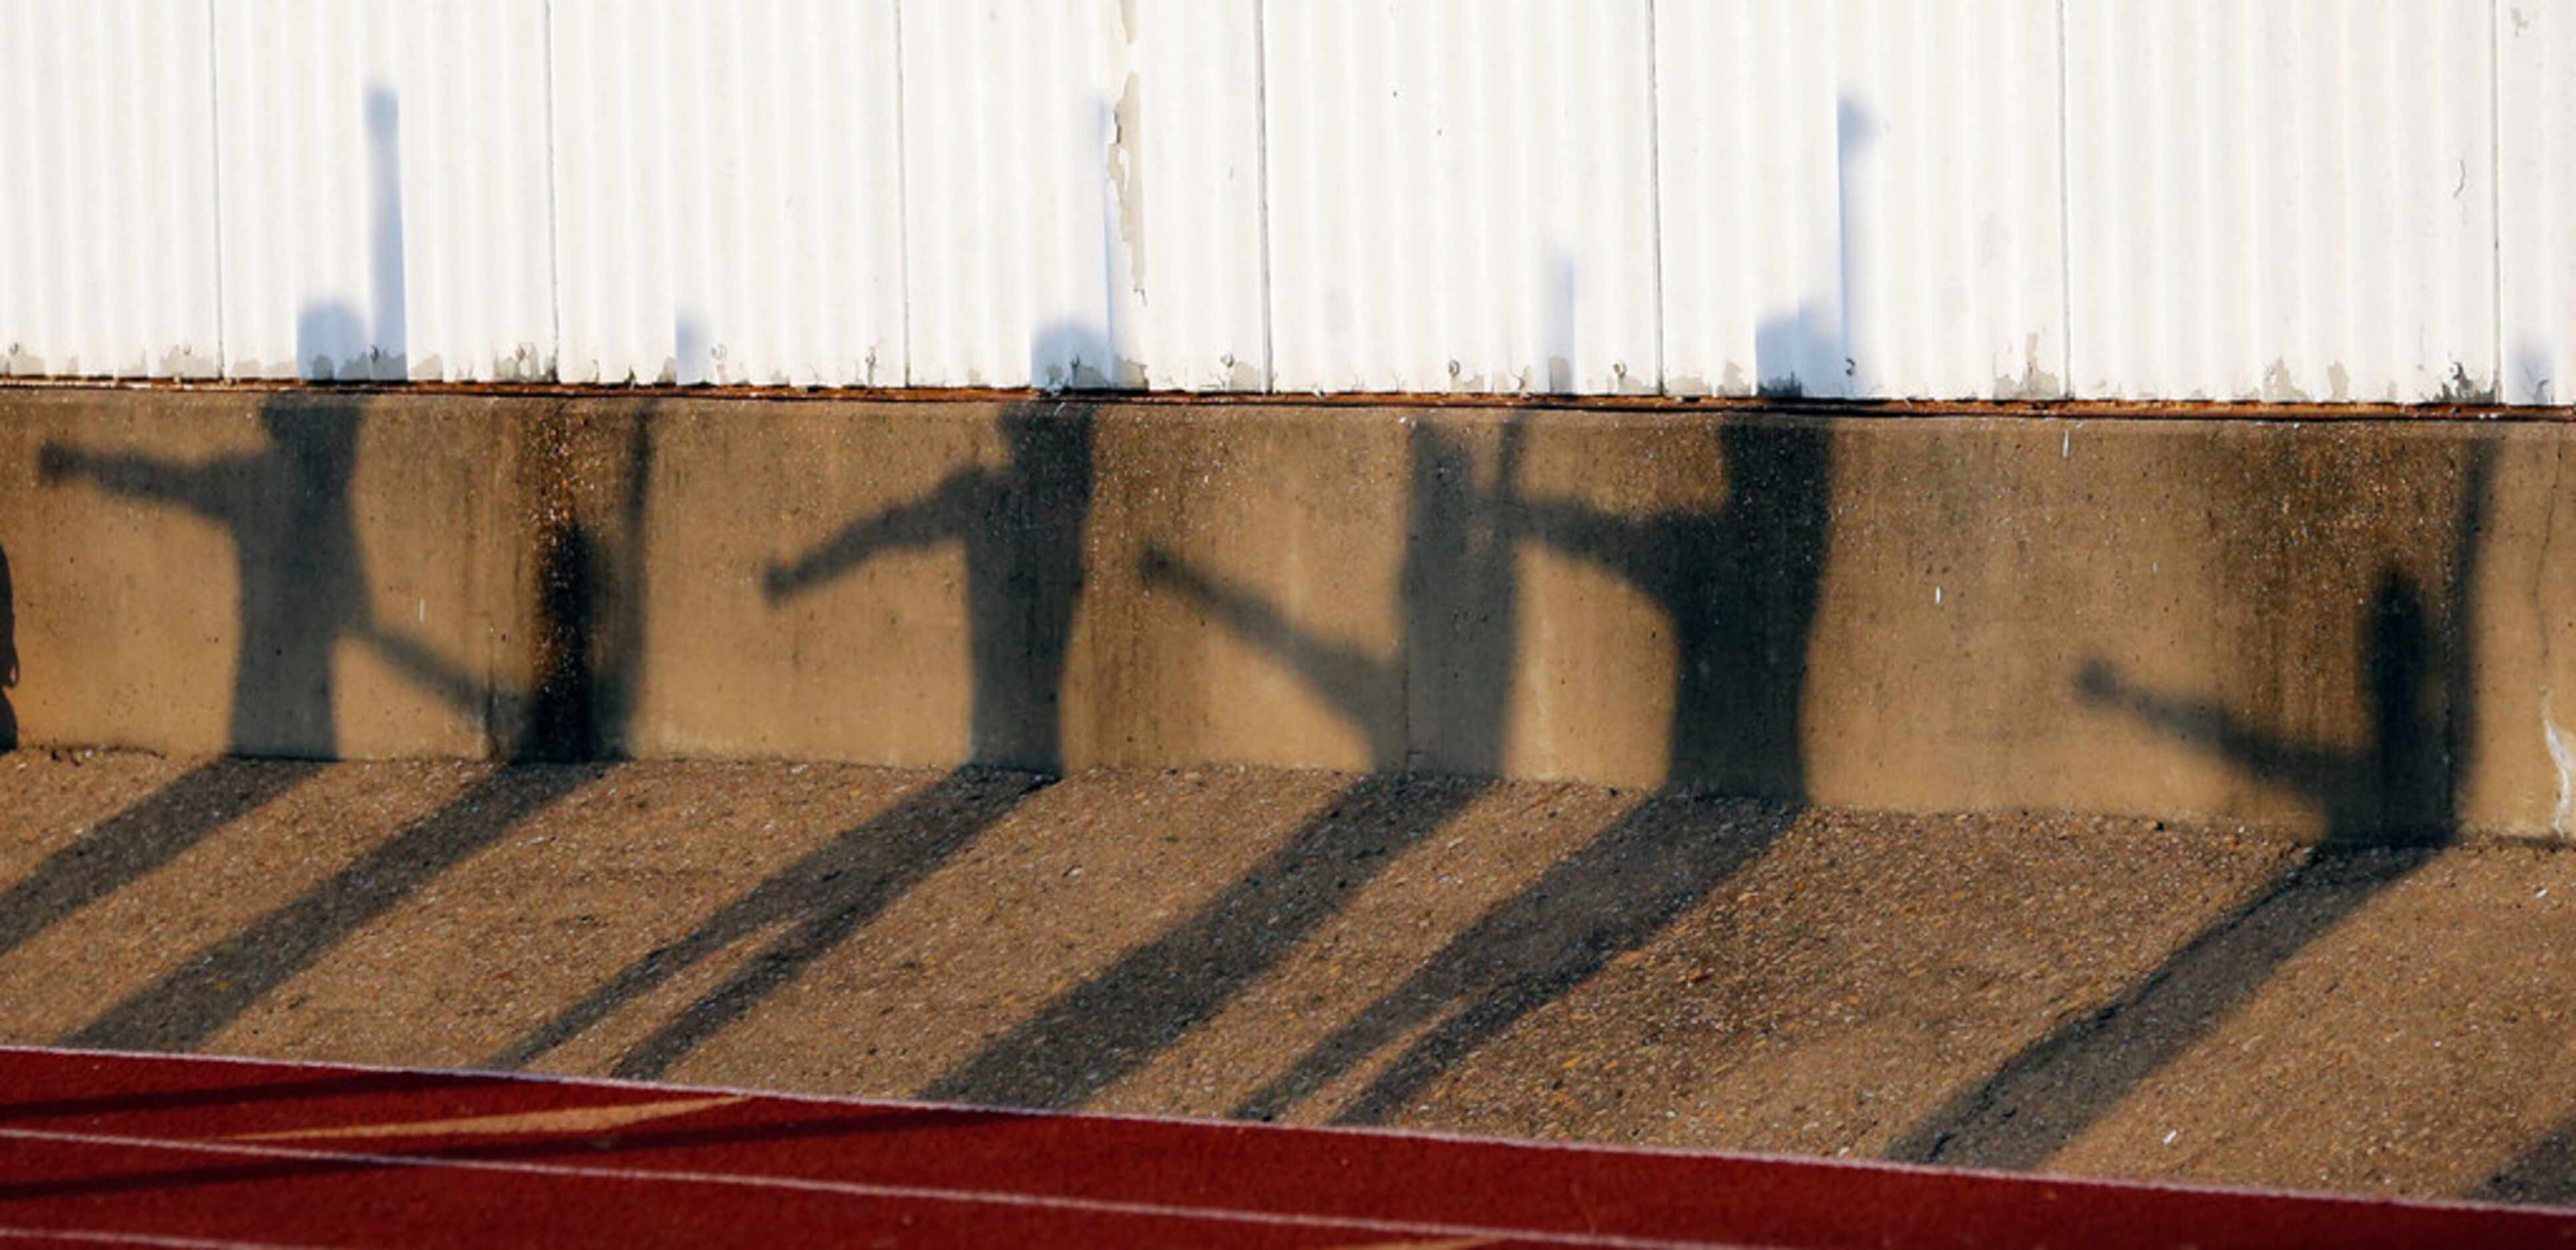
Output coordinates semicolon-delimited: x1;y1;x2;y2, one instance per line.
5;385;2570;841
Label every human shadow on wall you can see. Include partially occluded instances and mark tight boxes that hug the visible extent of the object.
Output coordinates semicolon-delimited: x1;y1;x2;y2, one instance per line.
759;334;1097;775
361;87;407;378
9;309;384;966
489;328;1101;1080
1238;417;1832;1124
7;81;436;967
62;399;660;1052
930;202;1844;1114
1888;443;2495;1168
40;320;372;758
29;83;662;1050
1214;116;1858;1124
918;409;1530;1108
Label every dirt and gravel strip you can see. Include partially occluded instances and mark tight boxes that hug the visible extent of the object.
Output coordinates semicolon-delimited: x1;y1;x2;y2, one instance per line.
5;749;2573;1205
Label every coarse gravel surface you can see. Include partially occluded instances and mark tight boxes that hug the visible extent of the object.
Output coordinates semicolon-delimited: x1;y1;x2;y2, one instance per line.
5;748;2575;1206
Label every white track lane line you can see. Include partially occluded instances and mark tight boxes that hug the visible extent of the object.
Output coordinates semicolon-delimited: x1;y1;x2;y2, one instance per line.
0;1126;1726;1250
0;1226;326;1249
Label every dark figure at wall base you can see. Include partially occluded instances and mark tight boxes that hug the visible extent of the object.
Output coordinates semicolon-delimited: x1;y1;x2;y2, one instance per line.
0;541;17;751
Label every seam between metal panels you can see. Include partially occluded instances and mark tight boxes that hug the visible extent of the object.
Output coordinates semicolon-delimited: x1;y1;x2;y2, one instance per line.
542;0;563;383
891;0;913;389
2054;0;2075;398
2491;0;2505;397
203;0;226;377
1643;0;1665;395
1251;0;1276;391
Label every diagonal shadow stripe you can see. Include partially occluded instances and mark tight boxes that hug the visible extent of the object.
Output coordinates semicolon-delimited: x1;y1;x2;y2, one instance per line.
921;774;1489;1110
1885;849;2424;1167
1888;443;2495;1169
491;769;1043;1077
0;759;321;963
1235;795;1798;1126
64;764;601;1054
2481;1116;2576;1205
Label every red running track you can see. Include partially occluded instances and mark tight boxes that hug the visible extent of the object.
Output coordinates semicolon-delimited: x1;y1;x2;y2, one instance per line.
1;1046;2571;1248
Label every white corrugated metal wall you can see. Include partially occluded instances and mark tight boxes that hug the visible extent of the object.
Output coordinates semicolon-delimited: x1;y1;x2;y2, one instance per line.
1;0;2568;402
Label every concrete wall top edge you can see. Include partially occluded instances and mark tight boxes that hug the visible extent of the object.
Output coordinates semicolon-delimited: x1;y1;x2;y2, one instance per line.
5;380;2572;425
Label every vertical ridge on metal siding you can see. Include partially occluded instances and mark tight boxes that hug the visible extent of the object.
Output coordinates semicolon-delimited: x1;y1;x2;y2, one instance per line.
1656;0;2065;401
212;0;553;381
900;1;1099;387
1124;0;1270;391
2065;0;2498;403
550;0;668;382
1264;0;1661;396
899;0;1264;391
551;0;904;387
5;2;2563;404
2501;0;2574;405
0;0;220;379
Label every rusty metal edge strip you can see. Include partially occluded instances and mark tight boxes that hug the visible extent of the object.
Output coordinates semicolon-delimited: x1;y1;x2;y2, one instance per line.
5;378;2573;423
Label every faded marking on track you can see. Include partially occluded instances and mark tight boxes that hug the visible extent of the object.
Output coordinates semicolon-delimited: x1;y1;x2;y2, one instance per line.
0;1127;1722;1249
221;1094;742;1142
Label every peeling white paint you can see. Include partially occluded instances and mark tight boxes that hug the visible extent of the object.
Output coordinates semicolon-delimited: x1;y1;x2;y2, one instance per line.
2547;692;2576;837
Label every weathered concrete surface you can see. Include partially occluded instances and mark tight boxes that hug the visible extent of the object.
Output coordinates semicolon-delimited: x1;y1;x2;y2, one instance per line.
6;752;2575;1203
5;385;2573;838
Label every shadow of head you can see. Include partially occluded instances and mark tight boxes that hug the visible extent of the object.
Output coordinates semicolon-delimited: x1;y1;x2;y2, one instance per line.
294;303;370;387
254;304;372;479
1752;97;1876;399
1007;325;1110;463
364;87;398;146
1836;97;1879;157
1026;322;1117;391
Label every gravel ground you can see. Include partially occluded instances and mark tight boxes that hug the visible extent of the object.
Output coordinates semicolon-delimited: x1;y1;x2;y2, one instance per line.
5;748;2573;1205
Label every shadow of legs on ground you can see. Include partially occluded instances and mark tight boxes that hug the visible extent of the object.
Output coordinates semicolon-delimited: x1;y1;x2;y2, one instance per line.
1889;445;2493;1168
53;401;662;1052
1885;848;2428;1167
0;761;321;964
921;775;1490;1109
489;769;1047;1079
1235;795;1798;1124
64;764;603;1052
930;409;1538;1110
2483;1118;2576;1205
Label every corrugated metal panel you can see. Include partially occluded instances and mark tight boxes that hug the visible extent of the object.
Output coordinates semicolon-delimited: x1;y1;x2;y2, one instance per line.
901;0;1265;391
552;0;905;387
212;0;553;381
1657;0;2065;400
2501;0;2573;406
2065;0;2497;403
6;2;2567;404
1119;0;1271;391
0;0;220;379
1264;0;1663;395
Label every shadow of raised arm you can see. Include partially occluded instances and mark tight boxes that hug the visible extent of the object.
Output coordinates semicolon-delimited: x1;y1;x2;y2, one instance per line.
1510;495;1665;587
348;618;525;732
39;445;237;522
1141;545;1402;759
2073;658;2346;801
762;470;989;604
